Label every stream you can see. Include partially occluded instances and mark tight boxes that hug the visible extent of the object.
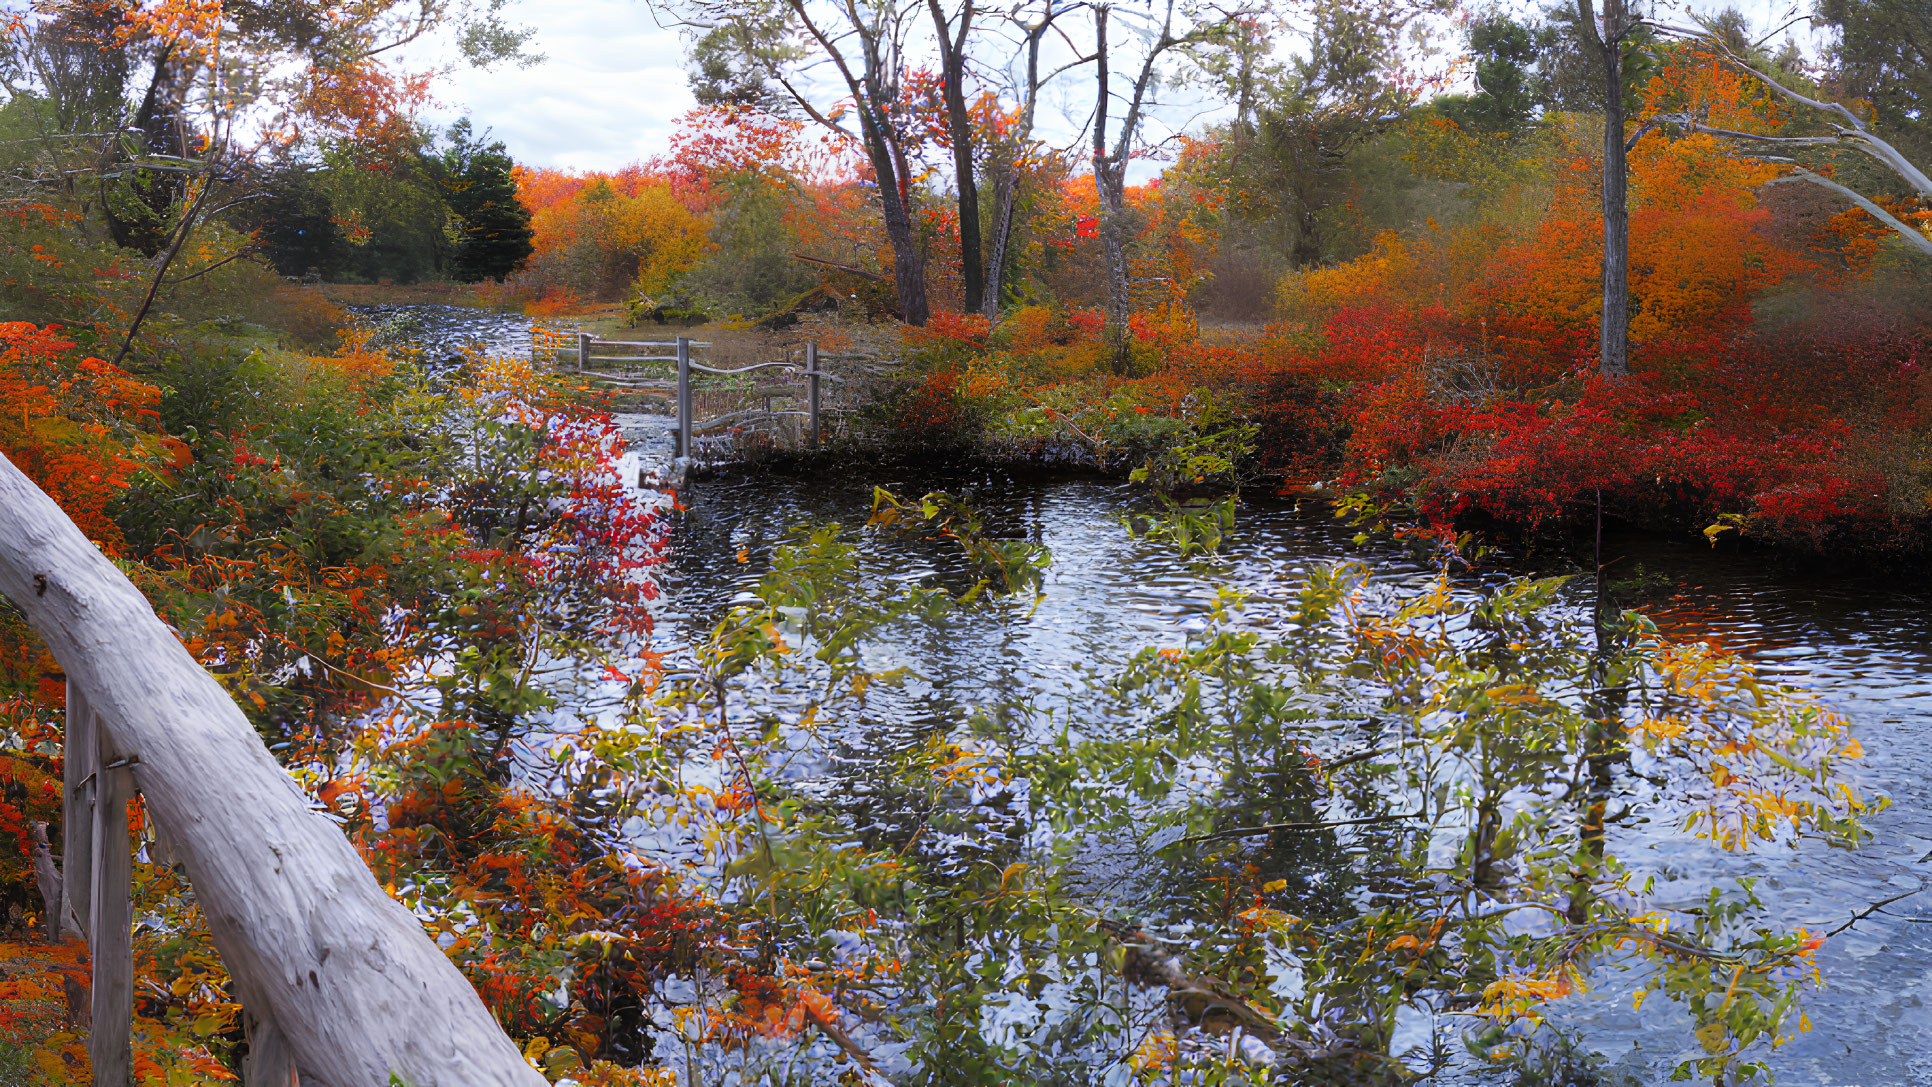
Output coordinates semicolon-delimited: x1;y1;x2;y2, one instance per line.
410;307;1932;1086
654;461;1931;1087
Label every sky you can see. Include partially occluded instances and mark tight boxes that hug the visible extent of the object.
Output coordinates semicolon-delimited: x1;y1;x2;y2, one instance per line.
413;0;695;172
414;0;1823;174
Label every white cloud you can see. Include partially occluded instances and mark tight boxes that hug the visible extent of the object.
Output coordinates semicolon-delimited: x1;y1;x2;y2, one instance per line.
404;0;1831;174
410;0;696;171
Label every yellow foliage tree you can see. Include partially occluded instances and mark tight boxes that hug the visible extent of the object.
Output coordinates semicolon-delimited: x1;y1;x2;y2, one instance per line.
523;177;713;301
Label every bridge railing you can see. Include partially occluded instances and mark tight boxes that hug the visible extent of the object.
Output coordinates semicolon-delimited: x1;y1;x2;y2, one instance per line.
0;455;547;1087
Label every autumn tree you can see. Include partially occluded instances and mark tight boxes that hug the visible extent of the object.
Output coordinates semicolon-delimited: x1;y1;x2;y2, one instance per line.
1648;22;1932;259
925;0;987;312
1163;0;1442;316
1257;0;1440;265
0;0;535;356
981;0;1091;316
1090;0;1216;368
1573;0;1647;377
680;0;933;324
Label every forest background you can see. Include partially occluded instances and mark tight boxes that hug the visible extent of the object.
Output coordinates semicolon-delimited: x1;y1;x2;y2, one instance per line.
0;0;1927;1083
157;0;1932;554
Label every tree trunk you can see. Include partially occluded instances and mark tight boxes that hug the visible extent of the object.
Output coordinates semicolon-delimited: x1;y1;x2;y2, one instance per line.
983;170;1017;317
1091;6;1133;371
1581;0;1630;378
0;452;545;1087
929;0;984;313
981;6;1057;319
856;113;930;327
1096;165;1134;369
30;823;62;943
879;169;932;328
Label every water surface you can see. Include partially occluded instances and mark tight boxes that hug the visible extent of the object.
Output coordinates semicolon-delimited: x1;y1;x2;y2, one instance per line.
654;460;1931;1087
415;307;1930;1085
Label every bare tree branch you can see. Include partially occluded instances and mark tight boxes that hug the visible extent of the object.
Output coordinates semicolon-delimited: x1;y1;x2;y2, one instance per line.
1766;168;1932;257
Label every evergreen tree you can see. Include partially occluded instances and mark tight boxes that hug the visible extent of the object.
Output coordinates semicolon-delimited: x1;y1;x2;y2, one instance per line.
438;120;534;283
1818;0;1932;174
1439;17;1540;135
252;159;349;280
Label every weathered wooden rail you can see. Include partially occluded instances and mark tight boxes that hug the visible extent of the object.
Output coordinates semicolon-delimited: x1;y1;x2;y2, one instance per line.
552;333;837;457
0;454;546;1087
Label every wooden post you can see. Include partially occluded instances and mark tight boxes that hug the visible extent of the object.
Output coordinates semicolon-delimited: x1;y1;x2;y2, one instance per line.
676;336;692;460
90;744;132;1086
805;342;821;451
61;681;95;939
576;332;591;374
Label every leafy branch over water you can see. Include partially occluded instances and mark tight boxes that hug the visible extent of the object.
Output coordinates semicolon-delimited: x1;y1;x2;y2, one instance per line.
1123;394;1258;559
867;486;1052;602
636;490;1874;1086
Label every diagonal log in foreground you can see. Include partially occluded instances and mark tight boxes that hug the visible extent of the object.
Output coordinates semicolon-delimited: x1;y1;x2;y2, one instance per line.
0;452;545;1087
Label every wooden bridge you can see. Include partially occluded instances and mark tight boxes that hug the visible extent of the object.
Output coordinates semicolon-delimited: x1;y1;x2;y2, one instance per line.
0;330;888;1085
550;333;844;460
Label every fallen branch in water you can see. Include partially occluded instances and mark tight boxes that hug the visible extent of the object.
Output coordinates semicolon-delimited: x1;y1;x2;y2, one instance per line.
1093;917;1388;1065
1822;879;1925;938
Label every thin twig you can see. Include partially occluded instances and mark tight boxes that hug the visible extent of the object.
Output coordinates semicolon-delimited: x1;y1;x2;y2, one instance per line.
1823;881;1925;938
162;250;253;285
112;175;218;368
1174;811;1423;846
789;252;889;282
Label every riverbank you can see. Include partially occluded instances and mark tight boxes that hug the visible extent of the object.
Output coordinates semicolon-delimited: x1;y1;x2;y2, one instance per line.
314;293;1932;563
744;308;1932;559
492;299;1932;559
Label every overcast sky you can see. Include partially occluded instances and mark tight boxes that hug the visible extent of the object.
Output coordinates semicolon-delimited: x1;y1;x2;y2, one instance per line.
412;0;695;172
414;0;1821;174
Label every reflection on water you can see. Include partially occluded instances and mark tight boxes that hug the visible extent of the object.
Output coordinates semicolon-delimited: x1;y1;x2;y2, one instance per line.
658;462;1932;1087
344;303;534;362
1588;535;1932;1087
396;307;1930;1084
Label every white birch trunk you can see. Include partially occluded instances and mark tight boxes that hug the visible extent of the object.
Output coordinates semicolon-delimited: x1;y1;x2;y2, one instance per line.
0;452;544;1087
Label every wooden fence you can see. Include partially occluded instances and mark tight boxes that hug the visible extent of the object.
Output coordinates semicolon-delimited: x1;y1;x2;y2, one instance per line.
549;334;839;458
0;455;546;1086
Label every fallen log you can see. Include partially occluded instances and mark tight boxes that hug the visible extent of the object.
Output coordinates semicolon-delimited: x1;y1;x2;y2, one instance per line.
1095;917;1379;1066
0;452;545;1087
1096;917;1285;1043
788;253;888;282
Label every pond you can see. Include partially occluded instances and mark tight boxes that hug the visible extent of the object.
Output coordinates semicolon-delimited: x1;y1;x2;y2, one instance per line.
652;461;1930;1086
430;309;1932;1085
